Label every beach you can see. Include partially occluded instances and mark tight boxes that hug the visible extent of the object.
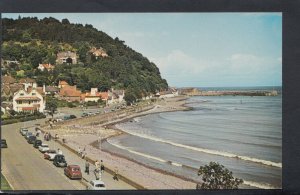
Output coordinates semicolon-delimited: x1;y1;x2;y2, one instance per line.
42;96;198;189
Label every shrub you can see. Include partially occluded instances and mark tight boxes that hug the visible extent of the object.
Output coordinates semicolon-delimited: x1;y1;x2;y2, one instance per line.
197;162;243;190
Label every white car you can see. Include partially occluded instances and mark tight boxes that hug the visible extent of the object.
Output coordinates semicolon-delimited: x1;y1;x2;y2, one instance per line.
44;150;57;160
38;143;49;153
86;180;106;190
20;128;28;136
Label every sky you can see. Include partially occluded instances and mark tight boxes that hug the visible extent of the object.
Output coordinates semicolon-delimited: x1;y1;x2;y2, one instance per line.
3;13;282;87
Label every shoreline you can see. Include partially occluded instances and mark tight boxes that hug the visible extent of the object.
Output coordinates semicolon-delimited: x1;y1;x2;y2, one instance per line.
44;96;199;189
90;140;200;185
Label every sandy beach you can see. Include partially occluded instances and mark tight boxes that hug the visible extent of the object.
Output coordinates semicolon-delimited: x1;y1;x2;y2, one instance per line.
42;96;198;189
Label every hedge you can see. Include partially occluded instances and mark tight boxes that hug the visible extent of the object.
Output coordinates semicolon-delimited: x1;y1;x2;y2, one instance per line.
1;114;46;125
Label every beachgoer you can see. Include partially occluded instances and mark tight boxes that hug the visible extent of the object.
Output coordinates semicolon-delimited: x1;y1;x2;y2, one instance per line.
57;148;63;155
85;160;90;175
81;152;86;159
62;138;66;144
100;160;105;174
113;167;119;181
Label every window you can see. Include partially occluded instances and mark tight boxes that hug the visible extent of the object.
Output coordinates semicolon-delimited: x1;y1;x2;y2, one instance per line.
32;93;36;95
20;93;24;96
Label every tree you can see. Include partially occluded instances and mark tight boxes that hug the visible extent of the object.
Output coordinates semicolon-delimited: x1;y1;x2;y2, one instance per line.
196;162;243;190
46;97;58;118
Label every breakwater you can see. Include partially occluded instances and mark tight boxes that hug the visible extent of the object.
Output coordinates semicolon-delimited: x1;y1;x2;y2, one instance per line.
186;90;278;96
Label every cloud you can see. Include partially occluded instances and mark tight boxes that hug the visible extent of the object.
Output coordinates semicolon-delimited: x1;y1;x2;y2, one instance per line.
228;53;281;74
151;50;207;76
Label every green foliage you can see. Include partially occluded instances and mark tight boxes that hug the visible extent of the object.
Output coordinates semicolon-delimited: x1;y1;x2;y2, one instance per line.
1;112;46;125
197;162;243;190
2;16;169;95
46;96;58;117
67;102;76;108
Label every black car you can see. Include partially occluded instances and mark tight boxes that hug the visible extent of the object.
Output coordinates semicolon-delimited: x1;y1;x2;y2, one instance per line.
27;136;37;144
33;140;42;148
1;139;7;148
53;155;67;167
69;115;77;119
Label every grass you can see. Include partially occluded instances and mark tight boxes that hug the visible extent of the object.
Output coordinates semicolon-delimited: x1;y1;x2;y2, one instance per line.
1;174;12;190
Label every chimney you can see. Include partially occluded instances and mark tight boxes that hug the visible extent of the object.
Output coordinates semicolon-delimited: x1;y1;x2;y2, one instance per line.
43;84;46;93
91;88;98;96
33;82;37;89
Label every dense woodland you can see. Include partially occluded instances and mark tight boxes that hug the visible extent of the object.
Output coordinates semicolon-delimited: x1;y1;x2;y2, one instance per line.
2;16;168;99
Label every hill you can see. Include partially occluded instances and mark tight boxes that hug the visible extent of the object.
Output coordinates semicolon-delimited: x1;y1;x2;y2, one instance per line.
1;16;168;98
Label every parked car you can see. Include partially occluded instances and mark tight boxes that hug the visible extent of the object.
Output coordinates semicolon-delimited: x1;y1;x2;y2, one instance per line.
64;165;82;179
20;128;29;136
1;139;8;148
44;150;57;160
27;135;36;144
25;132;33;140
86;180;106;190
20;128;28;135
63;115;77;120
81;113;88;117
53;154;67;167
33;140;42;148
38;143;49;153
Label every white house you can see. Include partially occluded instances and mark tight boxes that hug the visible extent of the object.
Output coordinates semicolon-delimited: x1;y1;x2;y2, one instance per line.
107;89;125;105
13;88;46;113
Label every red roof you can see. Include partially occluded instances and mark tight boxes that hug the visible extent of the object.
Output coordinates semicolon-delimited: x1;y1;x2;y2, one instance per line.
40;63;55;69
59;86;81;97
59;80;69;85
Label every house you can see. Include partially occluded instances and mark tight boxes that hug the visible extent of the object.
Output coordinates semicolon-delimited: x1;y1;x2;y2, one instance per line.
19;78;38;92
1;83;24;100
1;75;22;100
38;63;55;71
107;89;125;105
59;85;82;102
89;47;108;59
43;85;59;96
159;88;179;99
13;87;46;113
56;51;77;64
58;80;69;89
1;75;16;85
83;88;109;103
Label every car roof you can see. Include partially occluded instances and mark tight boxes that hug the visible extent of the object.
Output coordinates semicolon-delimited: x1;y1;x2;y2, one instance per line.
68;165;80;168
41;143;48;146
91;180;105;184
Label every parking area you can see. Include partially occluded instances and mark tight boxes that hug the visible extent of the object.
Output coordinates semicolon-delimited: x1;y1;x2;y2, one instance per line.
20;126;135;190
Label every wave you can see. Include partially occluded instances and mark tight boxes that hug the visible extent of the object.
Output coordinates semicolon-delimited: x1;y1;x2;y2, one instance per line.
243;180;278;189
107;139;277;189
107;139;181;167
114;126;282;168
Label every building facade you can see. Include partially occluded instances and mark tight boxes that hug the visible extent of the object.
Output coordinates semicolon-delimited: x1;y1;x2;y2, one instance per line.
13;88;46;113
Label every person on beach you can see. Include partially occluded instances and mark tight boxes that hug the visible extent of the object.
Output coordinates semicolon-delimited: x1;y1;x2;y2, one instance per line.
85;159;90;175
49;133;52;141
100;160;105;174
57;148;63;155
113;167;119;181
94;160;101;180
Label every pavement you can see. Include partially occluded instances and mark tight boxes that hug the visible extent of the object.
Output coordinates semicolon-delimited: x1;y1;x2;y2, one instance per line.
1;117;135;190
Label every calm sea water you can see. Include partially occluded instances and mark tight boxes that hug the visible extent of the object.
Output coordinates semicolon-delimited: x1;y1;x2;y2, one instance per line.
103;93;282;189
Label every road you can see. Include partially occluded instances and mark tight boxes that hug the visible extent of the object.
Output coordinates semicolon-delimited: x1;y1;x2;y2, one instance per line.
1;118;84;190
1;117;135;190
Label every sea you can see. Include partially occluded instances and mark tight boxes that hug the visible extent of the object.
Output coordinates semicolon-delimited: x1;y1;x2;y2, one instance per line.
102;87;282;189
